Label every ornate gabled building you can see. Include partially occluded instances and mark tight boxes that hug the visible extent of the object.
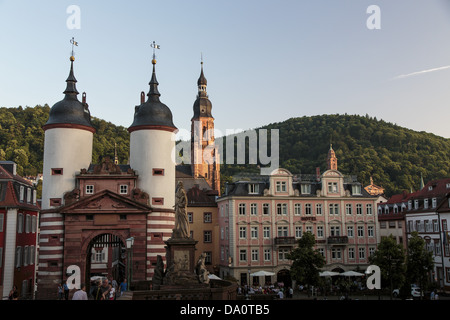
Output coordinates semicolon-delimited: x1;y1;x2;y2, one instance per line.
217;145;379;287
36;52;177;299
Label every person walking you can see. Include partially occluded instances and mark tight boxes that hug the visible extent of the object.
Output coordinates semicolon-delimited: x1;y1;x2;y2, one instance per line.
57;282;64;300
63;280;70;300
72;284;88;300
118;279;127;297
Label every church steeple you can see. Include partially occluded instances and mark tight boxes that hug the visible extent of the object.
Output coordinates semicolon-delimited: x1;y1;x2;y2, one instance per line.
327;144;338;171
192;59;213;119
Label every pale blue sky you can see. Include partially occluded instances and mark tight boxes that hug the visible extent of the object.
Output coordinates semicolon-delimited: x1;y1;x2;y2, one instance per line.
1;0;450;138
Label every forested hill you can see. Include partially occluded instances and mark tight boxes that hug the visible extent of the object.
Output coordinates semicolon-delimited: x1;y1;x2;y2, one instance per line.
1;106;449;197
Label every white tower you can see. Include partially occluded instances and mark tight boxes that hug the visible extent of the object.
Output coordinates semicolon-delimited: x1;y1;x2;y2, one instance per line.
128;50;178;279
41;54;95;210
128;55;177;210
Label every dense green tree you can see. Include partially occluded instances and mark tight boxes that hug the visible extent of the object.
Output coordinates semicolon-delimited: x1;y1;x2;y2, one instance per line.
406;231;434;299
286;232;325;292
369;235;406;299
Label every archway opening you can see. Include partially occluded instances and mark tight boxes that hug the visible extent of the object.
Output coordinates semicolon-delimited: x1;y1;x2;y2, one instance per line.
276;269;292;289
85;233;126;296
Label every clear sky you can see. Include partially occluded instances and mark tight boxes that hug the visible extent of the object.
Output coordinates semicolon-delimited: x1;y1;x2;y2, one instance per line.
1;0;450;139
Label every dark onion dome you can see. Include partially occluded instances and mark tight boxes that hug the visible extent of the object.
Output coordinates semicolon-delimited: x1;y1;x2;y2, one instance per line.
128;59;177;133
192;62;213;119
43;56;95;133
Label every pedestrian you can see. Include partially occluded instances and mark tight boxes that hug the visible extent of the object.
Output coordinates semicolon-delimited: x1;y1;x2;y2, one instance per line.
94;280;103;300
63;280;70;300
119;279;127;297
9;285;18;300
57;282;64;300
435;292;439;300
108;284;115;300
277;289;284;299
289;287;293;298
99;279;111;300
72;283;88;300
430;290;435;300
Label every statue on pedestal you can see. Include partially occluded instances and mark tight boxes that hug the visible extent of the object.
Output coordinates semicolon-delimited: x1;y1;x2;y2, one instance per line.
173;181;189;239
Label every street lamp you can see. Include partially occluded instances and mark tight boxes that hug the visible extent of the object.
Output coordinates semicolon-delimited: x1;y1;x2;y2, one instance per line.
126;237;134;291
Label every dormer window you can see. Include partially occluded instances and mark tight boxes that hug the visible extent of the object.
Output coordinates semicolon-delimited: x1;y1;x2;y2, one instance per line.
352;185;362;195
414;200;419;209
393;205;398;214
424;199;429;209
19;186;24;202
428;186;433;191
248;184;259;194
301;184;311;194
432;198;437;208
328;182;338;193
276;181;287;192
446;183;450;189
408;200;412;210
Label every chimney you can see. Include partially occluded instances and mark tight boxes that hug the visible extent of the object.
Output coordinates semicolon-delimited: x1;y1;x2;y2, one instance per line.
0;161;17;175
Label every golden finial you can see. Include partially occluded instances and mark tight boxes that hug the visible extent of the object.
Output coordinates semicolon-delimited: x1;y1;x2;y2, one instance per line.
70;37;78;61
151;41;160;65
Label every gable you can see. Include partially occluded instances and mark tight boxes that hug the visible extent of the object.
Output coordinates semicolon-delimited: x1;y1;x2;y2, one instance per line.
60;189;152;214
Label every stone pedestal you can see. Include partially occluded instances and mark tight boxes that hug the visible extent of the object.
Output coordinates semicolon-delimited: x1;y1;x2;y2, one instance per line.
163;237;202;287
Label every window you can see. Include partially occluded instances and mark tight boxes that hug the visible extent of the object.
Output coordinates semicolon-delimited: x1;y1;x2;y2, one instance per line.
352;185;362;195
152;198;164;205
188;212;193;223
251;226;258;239
369;247;376;257
203;212;212;223
408;201;412;210
248;184;259;194
277;203;287;215
389;221;396;229
346;204;352;215
204;252;212;265
331;248;341;260
203;231;212;243
23;246;29;266
393;205;398;214
251;249;259;261
305;204;312;215
328;182;338;193
25;215;31;233
27;188;31;203
330;226;340;236
432;198;437;208
239;227;247;239
86;185;94;194
424;199;429;209
301;184;311;194
278;249;289;261
17;214;24;233
277;226;288;237
263;203;270;215
357;226;364;237
152;168;164;176
15;247;22;268
329;204;339;215
263;226;270;239
317;226;324;238
347;226;354;237
51;168;63;175
306;225;313;234
295;226;303;238
356;204;362;215
220;227;224;240
33;190;37;204
368;226;374;237
264;249;271;261
318;248;325;257
433;219;439;232
240;249;247;262
19;186;24;202
366;204;373;215
348;248;355;260
239;203;246;215
276;181;287;192
250;203;258;215
120;185;128;194
359;247;366;260
414;200;419;209
314;204;322;215
294;203;301;215
0;214;4;232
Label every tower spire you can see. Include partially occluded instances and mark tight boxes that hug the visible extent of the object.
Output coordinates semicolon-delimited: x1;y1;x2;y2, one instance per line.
64;37;79;95
148;41;161;98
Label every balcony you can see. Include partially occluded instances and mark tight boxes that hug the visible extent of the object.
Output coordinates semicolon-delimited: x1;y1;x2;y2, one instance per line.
274;237;296;246
327;236;348;245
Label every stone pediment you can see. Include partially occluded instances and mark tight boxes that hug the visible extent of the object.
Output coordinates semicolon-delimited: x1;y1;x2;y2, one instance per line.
60;189;152;214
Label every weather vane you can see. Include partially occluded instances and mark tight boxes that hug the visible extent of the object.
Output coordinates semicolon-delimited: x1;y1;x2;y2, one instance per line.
70;37;78;60
151;41;160;61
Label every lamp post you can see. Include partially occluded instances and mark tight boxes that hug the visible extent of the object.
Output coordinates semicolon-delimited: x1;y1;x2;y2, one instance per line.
126;237;134;291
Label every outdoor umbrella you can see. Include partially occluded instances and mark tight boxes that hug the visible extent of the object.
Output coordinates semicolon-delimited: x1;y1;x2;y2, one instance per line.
319;271;340;277
250;270;275;277
208;274;222;280
339;271;364;277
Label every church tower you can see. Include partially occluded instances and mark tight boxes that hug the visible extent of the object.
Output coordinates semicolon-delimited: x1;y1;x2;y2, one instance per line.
327;144;338;171
190;60;220;193
41;52;95;210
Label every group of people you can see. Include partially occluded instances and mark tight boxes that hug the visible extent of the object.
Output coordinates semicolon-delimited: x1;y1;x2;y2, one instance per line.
237;283;294;299
56;276;128;300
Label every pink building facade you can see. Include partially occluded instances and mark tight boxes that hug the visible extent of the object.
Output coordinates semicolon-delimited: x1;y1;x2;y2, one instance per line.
217;148;379;286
